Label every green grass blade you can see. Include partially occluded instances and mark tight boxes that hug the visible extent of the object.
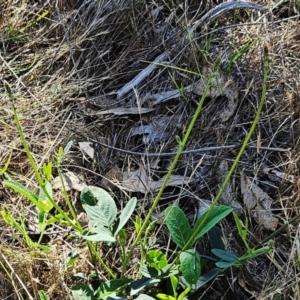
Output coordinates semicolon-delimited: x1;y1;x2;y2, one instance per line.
0;151;12;175
2;180;39;206
181;46;269;253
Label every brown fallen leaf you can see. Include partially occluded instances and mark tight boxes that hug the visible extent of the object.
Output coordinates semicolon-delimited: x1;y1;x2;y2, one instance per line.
115;165;190;193
52;171;86;192
78;141;95;160
240;172;278;230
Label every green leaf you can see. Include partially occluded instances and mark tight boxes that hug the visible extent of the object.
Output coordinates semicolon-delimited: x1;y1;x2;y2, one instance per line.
82;232;115;242
165;206;193;249
45;213;65;226
211;249;238;262
179;249;201;285
58;146;64;158
38;210;47;231
67;248;79;268
42;162;52;181
208;226;225;250
82;225;116;242
90;223;113;234
193;206;233;241
135;295;156;300
134;216;142;233
0;151;12;175
156;294;176;300
3;180;40;207
1;207;29;242
118;228;127;247
38;290;49;300
194;268;221;289
107;296;125;300
97;278;132;298
177;286;191;300
113;197;136;236
175;135;181;144
233;212;248;241
169;274;178;297
226;38;259;72
127;277;159;296
81;186;117;227
38;181;53;213
141;264;178;279
146;250;168;269
1;206;14;226
37;244;51;253
72;283;94;300
215;261;236;268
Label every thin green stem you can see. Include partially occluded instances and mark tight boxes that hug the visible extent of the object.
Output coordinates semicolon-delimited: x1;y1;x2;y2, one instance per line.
5;82;75;228
55;162;82;230
5;82;115;277
182;46;269;252
88;242;116;278
121;63;219;277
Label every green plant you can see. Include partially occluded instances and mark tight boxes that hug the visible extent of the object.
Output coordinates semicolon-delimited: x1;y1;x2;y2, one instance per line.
2;47;274;299
70;188;233;300
231;213;271;264
5;9;50;43
79;186;136;244
168;72;187;101
38;290;50;300
1;160;56;252
70;189;272;300
225;38;259;73
2;82;115;277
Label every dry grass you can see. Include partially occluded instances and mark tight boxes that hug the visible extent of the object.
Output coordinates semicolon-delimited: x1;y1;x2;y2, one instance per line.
1;0;300;299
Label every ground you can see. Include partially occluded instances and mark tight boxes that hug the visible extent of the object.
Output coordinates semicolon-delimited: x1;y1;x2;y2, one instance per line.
0;0;300;299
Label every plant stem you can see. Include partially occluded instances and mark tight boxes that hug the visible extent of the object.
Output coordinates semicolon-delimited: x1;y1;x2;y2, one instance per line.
88;242;116;278
182;45;269;252
121;63;219;277
55;162;82;229
5;82;75;228
5;82;115;277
